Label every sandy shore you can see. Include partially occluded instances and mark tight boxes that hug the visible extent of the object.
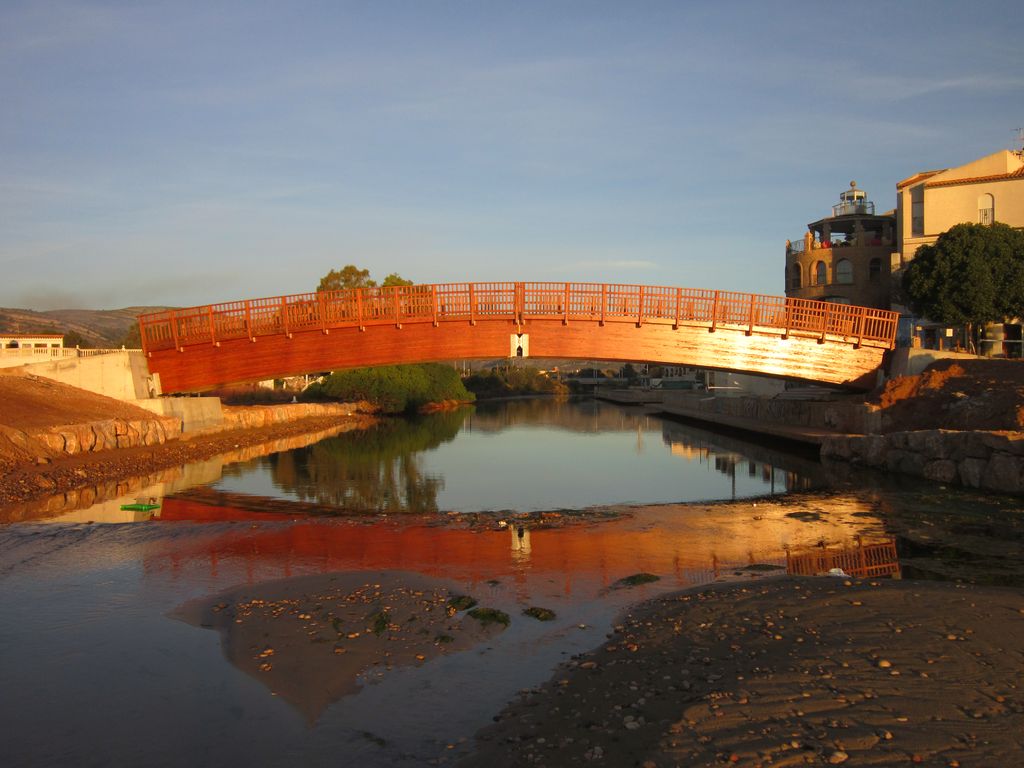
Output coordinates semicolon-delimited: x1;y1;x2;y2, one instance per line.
170;565;1024;767
459;577;1024;767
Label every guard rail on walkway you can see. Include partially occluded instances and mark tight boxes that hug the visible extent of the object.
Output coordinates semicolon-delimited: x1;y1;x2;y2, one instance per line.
0;347;142;369
138;282;899;355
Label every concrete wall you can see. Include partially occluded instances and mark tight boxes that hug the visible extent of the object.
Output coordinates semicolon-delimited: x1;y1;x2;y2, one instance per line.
17;350;156;400
133;397;224;432
661;392;881;436
886;347;982;379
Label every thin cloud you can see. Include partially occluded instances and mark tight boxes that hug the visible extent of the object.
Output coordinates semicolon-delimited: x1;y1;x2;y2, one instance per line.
843;74;1024;104
557;259;659;271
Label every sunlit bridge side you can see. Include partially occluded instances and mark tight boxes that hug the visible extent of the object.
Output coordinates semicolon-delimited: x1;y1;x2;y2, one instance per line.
138;282;899;393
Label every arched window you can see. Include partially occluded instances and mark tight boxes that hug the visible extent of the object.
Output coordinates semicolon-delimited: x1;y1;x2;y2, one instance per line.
789;264;802;289
978;193;995;225
869;257;881;283
814;261;827;286
835;259;853;284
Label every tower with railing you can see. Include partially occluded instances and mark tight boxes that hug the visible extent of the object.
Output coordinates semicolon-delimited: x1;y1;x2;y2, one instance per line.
784;181;897;310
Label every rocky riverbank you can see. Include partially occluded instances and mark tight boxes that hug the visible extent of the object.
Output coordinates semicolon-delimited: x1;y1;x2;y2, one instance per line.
0;368;377;508
822;429;1024;494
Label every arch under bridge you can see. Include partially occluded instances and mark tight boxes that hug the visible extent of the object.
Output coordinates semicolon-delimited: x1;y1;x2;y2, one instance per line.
138;282;899;394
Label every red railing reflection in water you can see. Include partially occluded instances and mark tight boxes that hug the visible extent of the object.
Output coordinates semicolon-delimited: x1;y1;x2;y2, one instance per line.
786;539;901;579
138;282;899;354
146;498;798;599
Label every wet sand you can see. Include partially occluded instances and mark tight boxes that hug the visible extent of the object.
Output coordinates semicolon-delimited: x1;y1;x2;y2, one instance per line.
175;571;512;722
460;577;1024;767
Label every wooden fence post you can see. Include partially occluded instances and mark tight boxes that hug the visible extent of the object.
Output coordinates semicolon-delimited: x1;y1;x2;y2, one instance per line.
169;310;180;351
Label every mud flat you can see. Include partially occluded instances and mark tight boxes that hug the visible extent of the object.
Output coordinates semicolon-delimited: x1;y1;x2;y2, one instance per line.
175;570;512;722
460;577;1024;767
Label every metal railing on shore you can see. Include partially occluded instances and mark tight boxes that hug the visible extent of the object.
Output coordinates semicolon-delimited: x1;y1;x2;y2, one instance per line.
138;282;900;354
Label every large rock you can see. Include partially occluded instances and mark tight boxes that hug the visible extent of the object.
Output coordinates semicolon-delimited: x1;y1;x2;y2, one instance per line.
923;459;958;483
958;457;986;488
981;453;1024;494
861;434;889;467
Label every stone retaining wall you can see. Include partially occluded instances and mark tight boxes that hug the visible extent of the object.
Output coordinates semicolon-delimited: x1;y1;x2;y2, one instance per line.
661;392;882;434
219;402;360;430
821;430;1024;494
24;416;183;458
6;402;363;464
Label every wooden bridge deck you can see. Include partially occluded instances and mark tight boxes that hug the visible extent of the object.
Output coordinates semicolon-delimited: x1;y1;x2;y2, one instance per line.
138;282;899;393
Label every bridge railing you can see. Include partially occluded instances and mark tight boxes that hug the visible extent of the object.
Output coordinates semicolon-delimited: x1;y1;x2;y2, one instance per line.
138;282;899;355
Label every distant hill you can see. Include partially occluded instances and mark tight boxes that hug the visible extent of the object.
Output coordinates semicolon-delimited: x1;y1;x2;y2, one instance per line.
0;306;173;348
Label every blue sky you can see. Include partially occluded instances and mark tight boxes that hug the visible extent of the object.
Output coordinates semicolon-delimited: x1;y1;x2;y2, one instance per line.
2;0;1021;310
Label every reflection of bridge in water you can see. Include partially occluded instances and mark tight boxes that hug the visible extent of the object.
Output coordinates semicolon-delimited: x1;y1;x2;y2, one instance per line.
139;282;898;392
144;498;900;600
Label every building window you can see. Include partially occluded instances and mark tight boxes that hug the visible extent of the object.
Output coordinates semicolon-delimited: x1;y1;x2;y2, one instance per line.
814;261;827;286
835;259;853;284
789;264;802;289
869;258;881;283
979;193;995;225
910;186;924;236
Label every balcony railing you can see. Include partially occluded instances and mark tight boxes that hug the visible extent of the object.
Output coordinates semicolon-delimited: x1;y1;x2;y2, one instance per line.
832;201;875;217
138;282;900;355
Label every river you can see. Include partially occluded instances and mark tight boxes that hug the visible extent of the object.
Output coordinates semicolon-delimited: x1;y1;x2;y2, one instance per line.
0;398;1021;767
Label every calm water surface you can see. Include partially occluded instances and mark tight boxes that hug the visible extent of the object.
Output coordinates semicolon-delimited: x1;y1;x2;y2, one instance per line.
1;398;1022;768
208;399;813;513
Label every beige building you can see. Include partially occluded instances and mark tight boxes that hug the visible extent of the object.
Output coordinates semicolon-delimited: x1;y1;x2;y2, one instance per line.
896;149;1024;264
1;333;63;350
784;182;897;309
895;148;1024;356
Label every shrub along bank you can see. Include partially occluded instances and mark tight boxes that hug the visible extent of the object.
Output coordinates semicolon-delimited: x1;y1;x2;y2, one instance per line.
305;363;474;414
463;366;568;399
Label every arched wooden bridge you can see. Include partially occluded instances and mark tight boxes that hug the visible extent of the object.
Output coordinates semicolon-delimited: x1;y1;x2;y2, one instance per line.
138;282;899;393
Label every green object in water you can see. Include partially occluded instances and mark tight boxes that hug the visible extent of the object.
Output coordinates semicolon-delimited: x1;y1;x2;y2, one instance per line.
120;503;160;512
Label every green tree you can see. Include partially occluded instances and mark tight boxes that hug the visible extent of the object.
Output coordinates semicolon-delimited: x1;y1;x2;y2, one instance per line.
902;222;1024;350
317;265;414;292
63;330;94;349
118;323;142;348
314;363;473;413
317;265;376;292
